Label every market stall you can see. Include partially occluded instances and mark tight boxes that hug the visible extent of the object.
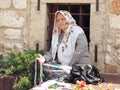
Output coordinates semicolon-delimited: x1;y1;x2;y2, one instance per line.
30;80;120;90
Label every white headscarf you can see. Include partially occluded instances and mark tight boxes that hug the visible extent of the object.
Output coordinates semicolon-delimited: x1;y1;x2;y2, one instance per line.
51;10;84;65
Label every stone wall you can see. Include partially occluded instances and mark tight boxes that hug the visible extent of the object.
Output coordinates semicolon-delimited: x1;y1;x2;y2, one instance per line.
29;0;47;51
90;0;120;73
104;0;120;73
0;0;29;54
0;0;120;73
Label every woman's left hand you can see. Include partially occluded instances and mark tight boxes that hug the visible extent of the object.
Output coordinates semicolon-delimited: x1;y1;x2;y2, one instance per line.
36;54;45;63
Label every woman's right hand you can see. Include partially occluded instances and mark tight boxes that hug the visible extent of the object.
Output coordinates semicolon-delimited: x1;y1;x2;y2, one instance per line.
36;54;45;63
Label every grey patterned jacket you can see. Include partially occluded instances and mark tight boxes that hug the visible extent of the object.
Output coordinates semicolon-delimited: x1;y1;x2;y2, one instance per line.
44;33;91;65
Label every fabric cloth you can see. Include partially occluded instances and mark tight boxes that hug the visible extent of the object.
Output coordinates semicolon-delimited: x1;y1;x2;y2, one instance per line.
57;25;83;64
44;10;91;65
43;63;72;82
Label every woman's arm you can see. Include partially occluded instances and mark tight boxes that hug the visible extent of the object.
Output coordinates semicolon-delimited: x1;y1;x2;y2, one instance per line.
70;33;90;65
43;47;52;62
36;48;52;63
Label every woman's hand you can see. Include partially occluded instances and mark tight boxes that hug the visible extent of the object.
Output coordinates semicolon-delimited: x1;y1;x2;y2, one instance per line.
36;54;45;63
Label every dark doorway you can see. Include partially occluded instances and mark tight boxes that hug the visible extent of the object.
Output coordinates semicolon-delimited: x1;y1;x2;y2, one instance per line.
47;3;90;51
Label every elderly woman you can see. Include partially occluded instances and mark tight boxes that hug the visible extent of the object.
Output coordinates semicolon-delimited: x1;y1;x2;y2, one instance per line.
37;10;90;79
37;10;91;65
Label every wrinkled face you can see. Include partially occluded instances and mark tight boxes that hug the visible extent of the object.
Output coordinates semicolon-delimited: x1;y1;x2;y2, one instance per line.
56;13;67;32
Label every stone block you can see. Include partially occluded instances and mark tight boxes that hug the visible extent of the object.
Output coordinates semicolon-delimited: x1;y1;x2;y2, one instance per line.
105;65;119;73
0;11;25;28
109;14;120;29
0;43;4;52
13;0;27;9
4;28;21;40
0;0;11;9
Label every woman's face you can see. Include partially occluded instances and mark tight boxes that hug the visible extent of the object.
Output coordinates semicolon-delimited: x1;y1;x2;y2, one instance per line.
56;13;67;32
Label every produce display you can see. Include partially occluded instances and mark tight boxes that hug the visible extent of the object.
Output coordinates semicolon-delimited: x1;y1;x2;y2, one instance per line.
48;83;60;89
73;80;120;90
32;80;120;90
